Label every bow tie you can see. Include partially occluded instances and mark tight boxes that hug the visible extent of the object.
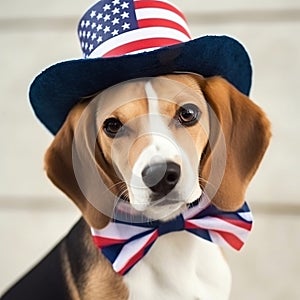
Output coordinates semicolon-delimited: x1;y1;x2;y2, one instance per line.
91;195;253;275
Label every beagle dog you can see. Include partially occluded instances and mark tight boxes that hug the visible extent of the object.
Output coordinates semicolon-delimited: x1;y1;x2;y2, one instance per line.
1;74;270;300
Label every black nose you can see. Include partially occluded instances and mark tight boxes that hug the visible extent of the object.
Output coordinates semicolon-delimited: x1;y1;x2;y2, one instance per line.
141;162;181;196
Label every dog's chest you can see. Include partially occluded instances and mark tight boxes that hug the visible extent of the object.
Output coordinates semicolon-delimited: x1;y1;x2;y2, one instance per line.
123;231;231;300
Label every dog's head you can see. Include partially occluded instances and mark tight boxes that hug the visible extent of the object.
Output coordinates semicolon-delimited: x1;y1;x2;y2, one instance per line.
45;74;271;228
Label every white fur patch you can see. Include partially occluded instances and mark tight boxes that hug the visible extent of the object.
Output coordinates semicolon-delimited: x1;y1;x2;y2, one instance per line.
124;232;232;299
129;81;202;219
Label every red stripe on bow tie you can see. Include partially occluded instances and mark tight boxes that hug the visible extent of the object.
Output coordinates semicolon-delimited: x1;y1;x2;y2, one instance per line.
214;231;244;251
215;217;253;231
118;231;159;275
91;200;253;275
93;236;127;247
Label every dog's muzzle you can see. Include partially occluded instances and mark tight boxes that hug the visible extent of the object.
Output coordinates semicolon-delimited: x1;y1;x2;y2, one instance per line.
141;161;181;200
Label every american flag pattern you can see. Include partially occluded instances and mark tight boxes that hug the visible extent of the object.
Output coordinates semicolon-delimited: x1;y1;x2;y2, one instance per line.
91;195;253;275
78;0;191;58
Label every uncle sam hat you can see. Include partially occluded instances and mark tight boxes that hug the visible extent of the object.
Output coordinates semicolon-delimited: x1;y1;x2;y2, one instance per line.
29;0;252;134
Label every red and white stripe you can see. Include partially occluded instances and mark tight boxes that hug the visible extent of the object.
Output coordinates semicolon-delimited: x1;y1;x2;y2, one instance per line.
185;215;252;250
89;0;192;58
92;223;151;246
91;198;253;275
92;223;158;274
113;231;158;274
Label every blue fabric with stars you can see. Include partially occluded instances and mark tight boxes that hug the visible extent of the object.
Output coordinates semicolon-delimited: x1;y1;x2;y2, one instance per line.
78;0;138;57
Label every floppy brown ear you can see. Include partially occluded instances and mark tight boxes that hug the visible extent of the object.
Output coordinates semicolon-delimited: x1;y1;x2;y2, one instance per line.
198;76;271;211
44;102;113;229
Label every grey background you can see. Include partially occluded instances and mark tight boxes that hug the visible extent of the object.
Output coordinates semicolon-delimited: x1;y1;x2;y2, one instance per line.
1;0;300;299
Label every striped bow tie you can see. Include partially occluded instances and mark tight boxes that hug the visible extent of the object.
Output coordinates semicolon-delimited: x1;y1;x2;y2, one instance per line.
91;196;253;275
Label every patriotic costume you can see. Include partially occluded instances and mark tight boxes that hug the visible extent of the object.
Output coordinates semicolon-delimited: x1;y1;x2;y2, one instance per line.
78;0;192;58
28;0;254;276
91;193;253;275
29;0;252;135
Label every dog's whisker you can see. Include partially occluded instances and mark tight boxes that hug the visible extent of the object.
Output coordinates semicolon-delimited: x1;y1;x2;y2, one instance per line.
199;176;217;191
99;181;127;200
108;181;126;190
118;189;129;203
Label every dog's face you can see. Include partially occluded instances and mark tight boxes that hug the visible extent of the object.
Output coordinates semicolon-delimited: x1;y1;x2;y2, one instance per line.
45;74;271;228
96;75;209;220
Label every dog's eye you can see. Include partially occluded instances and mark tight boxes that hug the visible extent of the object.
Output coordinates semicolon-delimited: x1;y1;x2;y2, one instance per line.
177;103;201;126
103;118;124;138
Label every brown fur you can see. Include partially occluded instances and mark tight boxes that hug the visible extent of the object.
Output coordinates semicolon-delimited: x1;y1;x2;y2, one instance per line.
45;74;270;220
58;219;129;300
43;74;271;298
197;76;271;210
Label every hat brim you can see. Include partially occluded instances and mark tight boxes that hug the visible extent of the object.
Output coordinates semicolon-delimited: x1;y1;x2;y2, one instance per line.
29;35;252;134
